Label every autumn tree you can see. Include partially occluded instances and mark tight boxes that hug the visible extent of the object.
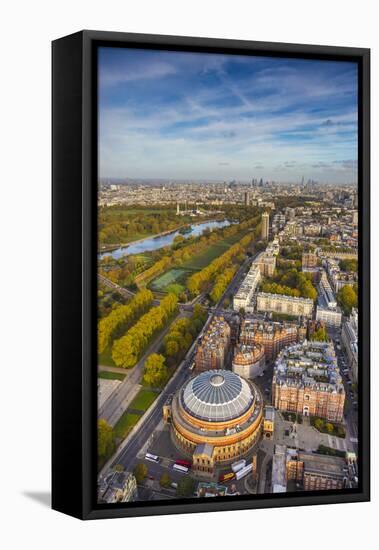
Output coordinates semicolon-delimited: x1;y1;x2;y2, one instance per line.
112;294;178;368
143;353;168;387
311;327;328;342
98;289;153;353
337;285;358;314
98;419;115;459
159;472;172;488
133;463;148;483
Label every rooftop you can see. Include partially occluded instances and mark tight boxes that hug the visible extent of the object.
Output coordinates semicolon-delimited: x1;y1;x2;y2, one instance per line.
181;369;255;422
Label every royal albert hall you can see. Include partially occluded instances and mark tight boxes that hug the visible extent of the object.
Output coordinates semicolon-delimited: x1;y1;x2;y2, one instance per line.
165;369;263;475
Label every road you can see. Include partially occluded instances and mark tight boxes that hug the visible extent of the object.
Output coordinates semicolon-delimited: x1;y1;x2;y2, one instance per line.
98;250;255;426
99;250;261;481
98;273;137;300
99;272;204;312
109;340;197;473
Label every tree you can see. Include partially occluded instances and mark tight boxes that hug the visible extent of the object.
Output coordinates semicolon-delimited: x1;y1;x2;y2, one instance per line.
176;476;196;497
337;426;346;438
112;294;178;368
340;259;358;272
311;327;328;342
314;418;325;431
325;423;334;434
159;472;172;488
165;339;179;357
98;419;115;459
143;353;168;387
98;289;153;353
337;285;357;315
133;463;148;483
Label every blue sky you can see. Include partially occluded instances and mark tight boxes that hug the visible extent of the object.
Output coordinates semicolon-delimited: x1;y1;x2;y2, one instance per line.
98;47;358;183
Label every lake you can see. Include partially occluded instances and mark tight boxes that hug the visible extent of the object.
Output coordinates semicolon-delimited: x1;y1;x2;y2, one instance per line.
99;219;231;260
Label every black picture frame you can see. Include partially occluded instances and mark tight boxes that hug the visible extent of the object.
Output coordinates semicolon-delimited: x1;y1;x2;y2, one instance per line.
52;30;370;520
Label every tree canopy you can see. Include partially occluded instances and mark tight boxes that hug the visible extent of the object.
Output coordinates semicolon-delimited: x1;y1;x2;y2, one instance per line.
133;463;148;483
98;419;115;459
337;285;358;314
143;353;168;387
98;289;153;353
112;293;178;368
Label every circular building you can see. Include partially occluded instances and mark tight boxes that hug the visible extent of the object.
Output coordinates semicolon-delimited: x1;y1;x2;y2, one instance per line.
167;369;263;476
232;343;265;379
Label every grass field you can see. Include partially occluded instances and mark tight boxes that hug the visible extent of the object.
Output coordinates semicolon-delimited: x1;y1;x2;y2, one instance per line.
181;231;247;270
98;347;116;368
147;229;249;296
98;370;126;381
149;268;191;293
114;412;142;439
129;389;157;411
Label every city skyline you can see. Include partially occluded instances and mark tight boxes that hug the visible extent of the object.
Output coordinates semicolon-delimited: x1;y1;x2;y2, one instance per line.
99;48;358;183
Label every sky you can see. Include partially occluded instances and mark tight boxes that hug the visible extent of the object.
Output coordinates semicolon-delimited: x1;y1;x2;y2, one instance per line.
98;47;358;183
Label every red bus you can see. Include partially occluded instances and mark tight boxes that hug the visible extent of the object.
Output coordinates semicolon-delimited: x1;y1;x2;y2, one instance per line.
175;459;192;469
219;471;235;483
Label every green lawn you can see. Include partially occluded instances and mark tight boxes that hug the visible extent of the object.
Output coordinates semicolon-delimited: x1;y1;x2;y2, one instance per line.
129;389;157;411
181;231;248;270
150;268;190;293
148;230;248;293
98;370;126;381
114;412;142;440
98;346;116;368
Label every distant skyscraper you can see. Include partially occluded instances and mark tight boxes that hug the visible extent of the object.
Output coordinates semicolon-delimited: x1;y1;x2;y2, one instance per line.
244;191;250;206
261;212;270;240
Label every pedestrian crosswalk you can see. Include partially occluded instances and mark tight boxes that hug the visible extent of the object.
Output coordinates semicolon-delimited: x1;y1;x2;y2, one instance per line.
327;434;347;451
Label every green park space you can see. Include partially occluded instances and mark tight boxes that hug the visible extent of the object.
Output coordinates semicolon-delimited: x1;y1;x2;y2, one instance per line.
149;268;191;294
311;417;346;438
98;346;117;368
148;230;249;294
114;412;142;440
181;231;247;270
98;370;126;381
317;444;346;458
129;389;158;412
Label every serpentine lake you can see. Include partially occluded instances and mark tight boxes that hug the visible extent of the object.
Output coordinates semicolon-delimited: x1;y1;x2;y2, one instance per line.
99;219;231;260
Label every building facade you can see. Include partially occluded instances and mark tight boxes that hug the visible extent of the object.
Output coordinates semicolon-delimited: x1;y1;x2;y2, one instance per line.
253;251;277;277
233;265;261;312
316;306;342;327
239;318;305;361
263;405;275;439
341;308;358;383
256;292;314;318
98;471;138;504
302;252;318;269
261;212;270;240
272;341;345;422
232;343;266;379
194;316;231;371
286;450;347;490
164;370;263;477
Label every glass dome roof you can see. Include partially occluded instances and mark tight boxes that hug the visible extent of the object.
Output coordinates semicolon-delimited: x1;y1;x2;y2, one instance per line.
181;369;254;422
